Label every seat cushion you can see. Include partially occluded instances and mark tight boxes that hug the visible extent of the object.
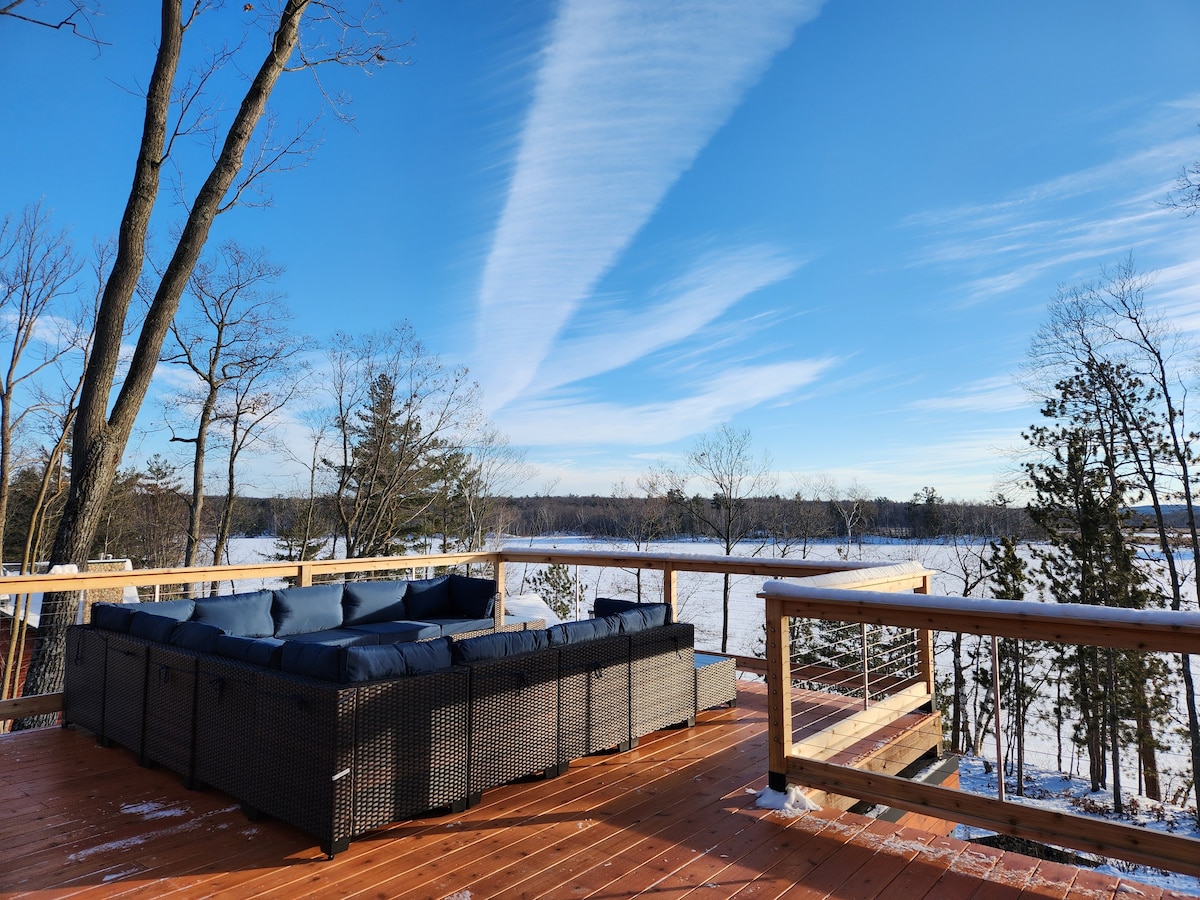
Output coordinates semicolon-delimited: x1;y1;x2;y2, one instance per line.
192;591;275;637
447;574;496;618
272;583;344;637
406;575;451;619
282;628;379;648
451;628;549;664
345;620;441;642
214;634;286;668
424;617;496;637
342;580;409;626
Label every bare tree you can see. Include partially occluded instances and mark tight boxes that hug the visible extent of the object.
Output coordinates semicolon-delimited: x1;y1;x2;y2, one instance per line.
161;240;308;574
18;1;405;725
667;425;776;652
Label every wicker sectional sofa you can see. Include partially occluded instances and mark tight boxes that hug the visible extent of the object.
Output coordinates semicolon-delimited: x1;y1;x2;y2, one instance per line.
62;582;697;857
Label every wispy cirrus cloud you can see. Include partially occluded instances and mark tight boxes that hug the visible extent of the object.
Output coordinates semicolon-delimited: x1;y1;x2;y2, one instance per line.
907;97;1200;309
907;375;1031;415
501;358;836;447
530;244;803;395
474;0;824;412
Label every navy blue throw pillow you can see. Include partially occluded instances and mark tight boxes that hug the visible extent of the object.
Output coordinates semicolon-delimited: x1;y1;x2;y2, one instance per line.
280;642;343;682
192;591;275;637
129;611;179;643
96;598;196;632
547;615;621;646
169;620;224;653
342;580;409;625
272;583;345;637
406;575;451;619
447;574;496;618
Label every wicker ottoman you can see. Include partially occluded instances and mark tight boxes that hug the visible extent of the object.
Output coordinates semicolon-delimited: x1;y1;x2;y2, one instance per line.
695;653;736;712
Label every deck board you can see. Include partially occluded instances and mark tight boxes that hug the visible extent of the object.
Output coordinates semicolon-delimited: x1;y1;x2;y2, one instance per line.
0;681;1151;900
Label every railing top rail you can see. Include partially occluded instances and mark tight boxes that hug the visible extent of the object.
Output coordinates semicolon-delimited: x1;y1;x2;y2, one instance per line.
760;581;1200;653
496;546;891;578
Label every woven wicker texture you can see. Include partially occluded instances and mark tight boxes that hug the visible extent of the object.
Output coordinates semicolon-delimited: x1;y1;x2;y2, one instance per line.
558;633;632;761
194;656;262;803
353;669;470;833
144;646;200;779
101;633;150;757
466;649;560;795
630;623;695;738
695;654;737;712
63;626;107;736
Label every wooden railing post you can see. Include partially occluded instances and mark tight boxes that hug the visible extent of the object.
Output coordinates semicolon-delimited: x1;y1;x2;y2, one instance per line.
916;572;936;698
298;562;313;588
765;595;792;792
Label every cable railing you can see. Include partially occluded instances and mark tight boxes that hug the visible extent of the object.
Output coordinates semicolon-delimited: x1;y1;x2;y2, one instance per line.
761;576;1200;878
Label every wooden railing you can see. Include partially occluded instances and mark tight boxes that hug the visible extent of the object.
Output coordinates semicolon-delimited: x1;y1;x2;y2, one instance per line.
1;548;880;723
761;575;1200;878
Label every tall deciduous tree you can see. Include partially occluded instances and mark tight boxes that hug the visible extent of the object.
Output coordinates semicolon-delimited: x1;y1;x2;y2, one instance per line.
667;425;775;653
18;1;403;726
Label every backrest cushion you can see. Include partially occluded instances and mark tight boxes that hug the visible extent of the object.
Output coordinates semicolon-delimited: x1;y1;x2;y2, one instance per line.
191;590;275;637
341;637;452;682
593;597;673;625
612;605;670;634
214;634;286;668
451;628;549;664
342;580;409;625
93;599;196;633
279;642;342;682
272;583;345;637
406;575;451;619
547;615;622;646
448;574;496;618
128;611;180;643
169;620;224;653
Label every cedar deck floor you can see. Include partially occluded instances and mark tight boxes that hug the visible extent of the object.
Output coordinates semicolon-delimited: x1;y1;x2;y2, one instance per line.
1;682;1185;900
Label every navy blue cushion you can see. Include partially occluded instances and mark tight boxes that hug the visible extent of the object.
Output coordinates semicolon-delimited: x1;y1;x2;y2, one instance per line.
593;597;672;625
451;628;549;664
547;615;622;646
214;634;285;668
95;598;196;633
272;583;345;637
280;642;342;682
341;643;405;683
447;574;496;618
342;580;409;626
406;575;451;618
192;591;275;637
341;637;452;682
90;603;135;633
424;617;496;637
169;620;224;653
345;620;440;642
283;628;378;647
128;611;179;643
612;606;670;634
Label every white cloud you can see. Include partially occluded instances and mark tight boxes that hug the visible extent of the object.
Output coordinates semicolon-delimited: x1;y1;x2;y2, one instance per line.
907;375;1031;415
499;357;836;447
475;0;824;412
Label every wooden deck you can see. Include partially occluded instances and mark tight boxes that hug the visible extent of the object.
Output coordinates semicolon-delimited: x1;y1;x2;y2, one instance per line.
1;682;1183;900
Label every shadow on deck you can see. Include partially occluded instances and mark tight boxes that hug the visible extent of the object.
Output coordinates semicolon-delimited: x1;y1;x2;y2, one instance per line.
0;682;1163;899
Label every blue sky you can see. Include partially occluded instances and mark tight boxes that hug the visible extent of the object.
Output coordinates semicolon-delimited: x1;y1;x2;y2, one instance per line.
3;1;1200;501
